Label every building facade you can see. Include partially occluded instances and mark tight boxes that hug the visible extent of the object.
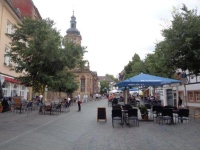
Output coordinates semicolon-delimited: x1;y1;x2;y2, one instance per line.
0;0;41;100
64;12;99;99
159;70;200;108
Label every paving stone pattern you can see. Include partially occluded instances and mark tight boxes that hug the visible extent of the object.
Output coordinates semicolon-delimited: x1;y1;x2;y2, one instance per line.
0;99;199;150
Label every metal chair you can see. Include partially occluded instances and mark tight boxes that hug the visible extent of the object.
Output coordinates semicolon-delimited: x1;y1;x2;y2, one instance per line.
112;109;123;128
112;104;122;110
177;109;190;123
155;106;163;122
158;108;173;125
127;108;139;127
52;103;62;115
25;102;33;114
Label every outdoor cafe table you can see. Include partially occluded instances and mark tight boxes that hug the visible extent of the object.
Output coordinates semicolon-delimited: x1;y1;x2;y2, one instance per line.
121;109;128;125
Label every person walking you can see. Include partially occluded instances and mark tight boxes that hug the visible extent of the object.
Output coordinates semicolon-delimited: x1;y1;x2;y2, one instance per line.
77;94;81;112
39;95;43;113
83;95;86;103
85;94;88;103
178;97;183;108
67;96;71;107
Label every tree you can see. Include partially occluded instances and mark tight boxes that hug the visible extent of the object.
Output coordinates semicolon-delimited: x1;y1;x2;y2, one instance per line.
105;74;118;83
100;80;109;94
124;53;146;79
6;17;85;95
48;68;78;97
144;41;175;78
161;4;200;75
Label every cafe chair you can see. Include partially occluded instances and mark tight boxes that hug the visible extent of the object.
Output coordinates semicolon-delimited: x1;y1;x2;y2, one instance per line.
123;104;132;110
112;109;123;128
145;103;152;109
158;108;173;125
177;109;190;123
25;102;33;114
154;105;163;122
127;108;139;127
52;103;62;115
112;104;122;110
152;105;158;121
44;102;52;115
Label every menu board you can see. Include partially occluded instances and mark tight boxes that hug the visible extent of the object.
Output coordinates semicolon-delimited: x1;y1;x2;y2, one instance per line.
97;107;107;122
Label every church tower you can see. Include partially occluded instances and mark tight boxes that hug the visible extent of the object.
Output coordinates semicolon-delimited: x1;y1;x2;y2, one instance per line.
64;11;82;45
64;11;99;99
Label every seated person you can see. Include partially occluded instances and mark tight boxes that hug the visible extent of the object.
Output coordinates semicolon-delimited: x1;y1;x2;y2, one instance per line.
112;97;118;106
123;104;132;110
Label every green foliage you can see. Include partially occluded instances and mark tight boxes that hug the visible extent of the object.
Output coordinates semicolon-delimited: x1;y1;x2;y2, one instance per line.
144;41;175;78
124;54;146;79
62;41;87;70
100;80;109;94
139;105;148;115
48;69;78;94
105;74;118;82
161;4;200;75
6;17;84;94
122;4;200;80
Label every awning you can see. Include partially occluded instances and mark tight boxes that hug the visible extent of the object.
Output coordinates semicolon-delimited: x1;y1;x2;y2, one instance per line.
4;77;19;83
115;73;181;87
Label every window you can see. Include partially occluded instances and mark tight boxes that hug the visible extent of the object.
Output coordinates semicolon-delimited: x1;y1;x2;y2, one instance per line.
188;92;194;101
20;86;26;97
4;46;11;66
7;21;13;34
2;82;9;97
195;91;200;101
11;84;18;97
80;76;85;92
188;90;200;102
8;0;13;4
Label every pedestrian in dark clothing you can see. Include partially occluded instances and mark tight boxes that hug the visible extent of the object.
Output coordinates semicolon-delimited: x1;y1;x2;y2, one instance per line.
112;97;118;106
178;97;182;108
77;94;81;112
2;98;9;112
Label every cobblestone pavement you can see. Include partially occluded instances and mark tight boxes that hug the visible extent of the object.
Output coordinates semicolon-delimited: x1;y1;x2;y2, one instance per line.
0;98;200;150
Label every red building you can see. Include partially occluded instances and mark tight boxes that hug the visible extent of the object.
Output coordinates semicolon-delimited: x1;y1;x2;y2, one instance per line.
11;0;41;19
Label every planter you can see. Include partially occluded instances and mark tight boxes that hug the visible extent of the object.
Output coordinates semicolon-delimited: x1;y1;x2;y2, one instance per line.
141;114;149;120
0;107;3;113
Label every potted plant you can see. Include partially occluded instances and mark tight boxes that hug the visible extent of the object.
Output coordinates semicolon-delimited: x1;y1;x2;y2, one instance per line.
139;105;149;120
0;102;3;113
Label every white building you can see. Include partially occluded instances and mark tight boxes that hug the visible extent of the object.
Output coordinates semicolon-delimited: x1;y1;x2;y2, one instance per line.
156;70;200;108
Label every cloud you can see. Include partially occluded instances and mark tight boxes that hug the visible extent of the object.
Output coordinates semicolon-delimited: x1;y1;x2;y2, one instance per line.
33;0;200;77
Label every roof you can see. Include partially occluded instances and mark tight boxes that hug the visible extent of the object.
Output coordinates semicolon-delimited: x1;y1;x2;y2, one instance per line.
98;76;114;82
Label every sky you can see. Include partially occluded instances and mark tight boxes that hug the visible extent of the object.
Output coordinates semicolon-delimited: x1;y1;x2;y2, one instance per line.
32;0;200;77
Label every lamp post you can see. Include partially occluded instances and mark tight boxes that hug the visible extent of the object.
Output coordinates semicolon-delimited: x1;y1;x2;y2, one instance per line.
0;75;5;99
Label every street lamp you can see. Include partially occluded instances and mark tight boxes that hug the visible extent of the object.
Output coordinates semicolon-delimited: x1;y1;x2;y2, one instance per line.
0;75;5;99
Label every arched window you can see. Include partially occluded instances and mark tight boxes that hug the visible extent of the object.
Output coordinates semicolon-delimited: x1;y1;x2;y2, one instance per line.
81;76;85;92
11;84;18;97
20;85;26;97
